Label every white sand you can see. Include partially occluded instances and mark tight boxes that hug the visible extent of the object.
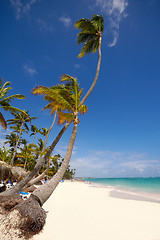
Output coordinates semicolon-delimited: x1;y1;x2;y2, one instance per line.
33;181;160;240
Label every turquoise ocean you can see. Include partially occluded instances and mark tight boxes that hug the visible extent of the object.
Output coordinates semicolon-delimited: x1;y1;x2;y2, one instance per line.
84;177;160;194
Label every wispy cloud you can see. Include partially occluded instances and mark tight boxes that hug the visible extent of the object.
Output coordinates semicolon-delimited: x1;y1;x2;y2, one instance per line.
71;149;160;177
54;142;78;157
37;19;54;33
23;64;37;77
74;64;81;68
92;0;128;47
59;16;72;27
10;0;37;19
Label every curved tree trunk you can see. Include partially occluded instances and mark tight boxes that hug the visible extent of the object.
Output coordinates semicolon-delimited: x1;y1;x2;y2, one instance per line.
0;124;77;239
11;123;24;166
0;121;71;197
81;36;102;105
24;158;52;188
32;124;77;205
42;111;57;152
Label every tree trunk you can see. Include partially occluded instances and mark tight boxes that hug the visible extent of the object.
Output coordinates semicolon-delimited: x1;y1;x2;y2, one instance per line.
32;124;77;205
23;157;27;171
24;159;52;188
42;111;57;152
0;121;71;197
11;123;23;166
33;132;36;144
80;35;102;105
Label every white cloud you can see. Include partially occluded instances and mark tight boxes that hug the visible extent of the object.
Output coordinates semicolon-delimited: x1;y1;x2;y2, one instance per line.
93;0;128;47
70;149;160;177
37;19;54;33
59;16;72;27
10;0;37;19
23;64;37;77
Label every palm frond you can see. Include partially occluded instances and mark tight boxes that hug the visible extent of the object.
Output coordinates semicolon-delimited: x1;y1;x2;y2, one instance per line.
32;86;49;95
91;15;104;32
0;112;7;129
2;94;25;102
77;32;96;44
75;18;97;33
24;123;29;131
79;104;88;115
61;74;76;83
57;112;73;125
1;82;11;90
78;37;98;57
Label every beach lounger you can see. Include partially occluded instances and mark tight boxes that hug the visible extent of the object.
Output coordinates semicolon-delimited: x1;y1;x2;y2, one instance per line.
19;191;30;200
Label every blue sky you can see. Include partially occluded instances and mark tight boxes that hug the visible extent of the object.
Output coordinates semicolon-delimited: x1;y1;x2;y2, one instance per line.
1;0;160;177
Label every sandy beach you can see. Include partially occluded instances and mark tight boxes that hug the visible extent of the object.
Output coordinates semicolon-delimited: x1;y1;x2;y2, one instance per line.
33;181;160;240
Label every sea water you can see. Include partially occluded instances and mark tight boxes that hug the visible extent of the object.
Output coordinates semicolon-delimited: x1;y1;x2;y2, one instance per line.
84;177;160;194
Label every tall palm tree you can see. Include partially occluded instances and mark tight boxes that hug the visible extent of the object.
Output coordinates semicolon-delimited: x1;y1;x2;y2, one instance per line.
28;75;87;205
7;111;37;166
75;14;104;105
0;81;26;129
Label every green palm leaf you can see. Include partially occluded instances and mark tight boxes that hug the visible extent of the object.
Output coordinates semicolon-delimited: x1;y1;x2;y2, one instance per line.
75;18;97;33
0;112;7;129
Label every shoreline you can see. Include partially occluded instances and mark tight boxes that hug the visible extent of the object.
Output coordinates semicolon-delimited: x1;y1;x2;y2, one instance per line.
85;181;160;204
33;181;160;240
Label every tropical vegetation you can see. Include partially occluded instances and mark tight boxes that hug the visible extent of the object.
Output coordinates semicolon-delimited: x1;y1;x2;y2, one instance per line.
0;14;104;239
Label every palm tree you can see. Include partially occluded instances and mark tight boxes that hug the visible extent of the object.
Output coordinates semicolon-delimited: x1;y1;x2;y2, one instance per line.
75;14;104;105
0;81;26;129
0;15;105;238
4;132;18;158
16;144;36;171
0;146;10;163
7;111;37;166
2;77;83;237
27;75;87;204
29;138;49;159
30;125;40;144
1;75;87;197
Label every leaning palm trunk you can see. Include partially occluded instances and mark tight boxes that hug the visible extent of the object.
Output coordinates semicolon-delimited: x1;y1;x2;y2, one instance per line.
0;124;77;239
80;36;102;105
24;157;52;188
32;123;77;205
0;121;71;197
24;112;57;188
25;167;48;188
11;123;24;166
